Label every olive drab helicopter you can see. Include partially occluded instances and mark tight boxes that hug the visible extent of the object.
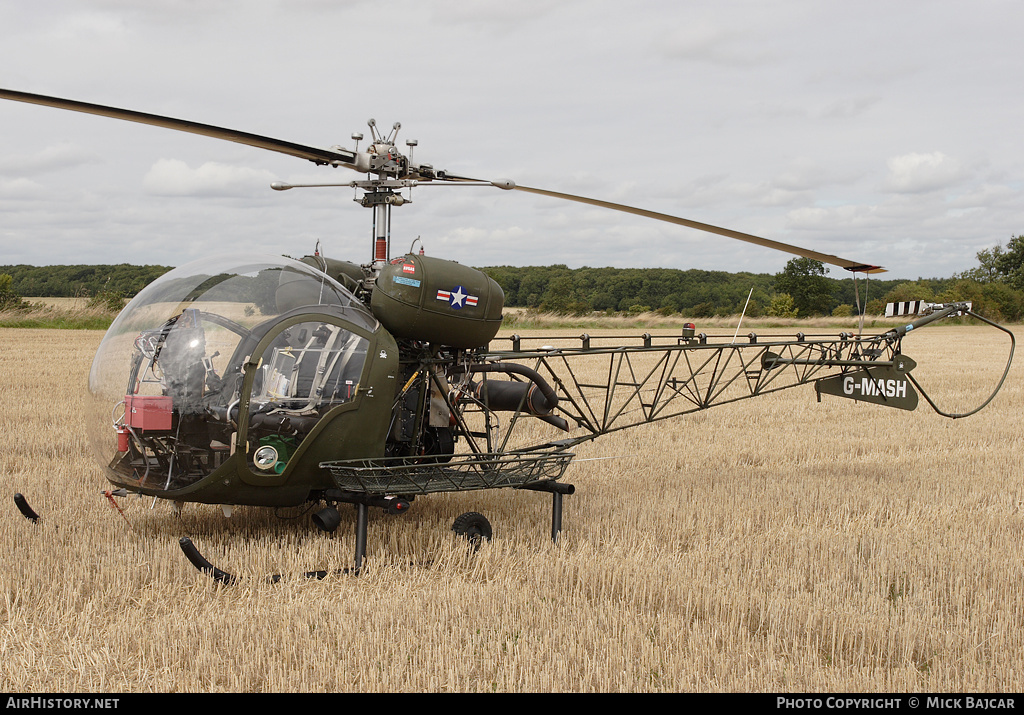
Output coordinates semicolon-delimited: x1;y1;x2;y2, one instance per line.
2;88;1015;582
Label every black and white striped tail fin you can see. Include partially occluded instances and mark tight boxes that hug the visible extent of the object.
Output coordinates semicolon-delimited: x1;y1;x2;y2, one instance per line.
885;300;927;317
885;301;973;317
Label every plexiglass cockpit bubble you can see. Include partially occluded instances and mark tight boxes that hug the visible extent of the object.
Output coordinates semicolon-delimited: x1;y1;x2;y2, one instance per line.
86;254;375;493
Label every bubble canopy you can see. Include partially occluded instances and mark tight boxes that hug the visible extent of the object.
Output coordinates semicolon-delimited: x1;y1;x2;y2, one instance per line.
86;254;390;502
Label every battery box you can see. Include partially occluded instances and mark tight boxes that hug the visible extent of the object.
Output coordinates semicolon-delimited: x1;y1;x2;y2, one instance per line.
124;395;173;431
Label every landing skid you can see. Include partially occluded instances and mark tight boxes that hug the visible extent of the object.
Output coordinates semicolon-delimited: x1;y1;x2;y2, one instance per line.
178;537;353;584
179;480;574;584
14;493;40;523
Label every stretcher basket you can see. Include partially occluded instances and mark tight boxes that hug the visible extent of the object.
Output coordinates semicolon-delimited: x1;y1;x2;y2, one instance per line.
321;446;575;495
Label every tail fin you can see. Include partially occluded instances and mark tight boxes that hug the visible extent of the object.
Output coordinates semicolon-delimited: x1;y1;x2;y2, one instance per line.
886;300;972;317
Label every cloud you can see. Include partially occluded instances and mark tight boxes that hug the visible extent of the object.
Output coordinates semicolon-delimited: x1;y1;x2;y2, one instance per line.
0;177;47;200
786;204;886;232
45;9;129;40
659;22;775;66
948;183;1020;210
142;158;277;197
2;2;1024;279
816;95;882;120
883;151;966;194
0;143;103;176
426;0;556;27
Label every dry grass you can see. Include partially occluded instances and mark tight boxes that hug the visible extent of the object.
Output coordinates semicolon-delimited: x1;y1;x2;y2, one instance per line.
0;299;116;330
0;323;1022;692
22;297;92;309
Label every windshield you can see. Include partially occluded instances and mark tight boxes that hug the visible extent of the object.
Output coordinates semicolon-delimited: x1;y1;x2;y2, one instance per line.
86;253;374;490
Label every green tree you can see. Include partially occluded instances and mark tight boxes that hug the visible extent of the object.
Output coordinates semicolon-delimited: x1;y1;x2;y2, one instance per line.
935;278;1024;322
538;272;571;313
773;258;833;317
959;244;1006;283
766;293;798;318
993;235;1024;290
87;289;127;313
691;301;717;318
958;236;1024;290
0;274;28;311
881;280;935;304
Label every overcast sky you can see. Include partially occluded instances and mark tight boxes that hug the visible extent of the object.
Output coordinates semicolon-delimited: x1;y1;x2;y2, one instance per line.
1;0;1021;280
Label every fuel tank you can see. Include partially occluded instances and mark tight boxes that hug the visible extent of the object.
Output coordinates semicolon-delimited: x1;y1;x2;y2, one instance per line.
371;254;504;348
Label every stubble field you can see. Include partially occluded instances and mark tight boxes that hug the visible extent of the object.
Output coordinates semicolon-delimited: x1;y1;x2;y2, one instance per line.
0;322;1021;692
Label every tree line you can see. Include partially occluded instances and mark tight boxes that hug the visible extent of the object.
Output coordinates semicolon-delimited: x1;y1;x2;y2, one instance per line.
484;236;1024;321
0;264;174;300
3;236;1024;321
483;263;963;318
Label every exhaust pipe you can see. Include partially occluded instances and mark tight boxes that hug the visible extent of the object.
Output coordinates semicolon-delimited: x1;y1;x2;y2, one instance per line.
455;363;568;431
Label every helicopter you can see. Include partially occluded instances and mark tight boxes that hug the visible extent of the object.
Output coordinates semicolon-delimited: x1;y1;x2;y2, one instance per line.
2;88;1015;582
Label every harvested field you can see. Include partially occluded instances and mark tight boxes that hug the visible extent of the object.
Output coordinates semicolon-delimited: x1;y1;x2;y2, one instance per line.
0;323;1021;692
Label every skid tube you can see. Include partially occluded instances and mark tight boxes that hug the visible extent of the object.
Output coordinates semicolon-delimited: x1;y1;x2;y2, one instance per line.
178;537;354;584
14;493;40;523
179;480;575;584
177;492;387;584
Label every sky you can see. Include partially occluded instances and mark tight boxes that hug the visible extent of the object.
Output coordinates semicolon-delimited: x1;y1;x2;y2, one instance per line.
1;0;1022;280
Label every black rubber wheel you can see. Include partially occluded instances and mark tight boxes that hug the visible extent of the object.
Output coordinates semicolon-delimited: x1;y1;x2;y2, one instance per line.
451;511;492;549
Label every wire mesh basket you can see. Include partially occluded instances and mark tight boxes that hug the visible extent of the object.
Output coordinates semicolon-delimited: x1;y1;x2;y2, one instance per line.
321;447;575;495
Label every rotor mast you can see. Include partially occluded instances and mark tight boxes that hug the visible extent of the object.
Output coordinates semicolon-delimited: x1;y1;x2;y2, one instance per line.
273;117;432;274
360;118;406;270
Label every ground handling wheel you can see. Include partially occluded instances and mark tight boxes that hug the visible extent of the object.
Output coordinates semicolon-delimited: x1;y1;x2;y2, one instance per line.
451;511;492;550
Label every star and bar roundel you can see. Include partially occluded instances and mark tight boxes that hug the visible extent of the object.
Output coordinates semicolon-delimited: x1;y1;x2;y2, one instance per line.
436;286;479;310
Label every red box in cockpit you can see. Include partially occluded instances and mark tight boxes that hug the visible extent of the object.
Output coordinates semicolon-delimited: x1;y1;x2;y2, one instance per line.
124;395;173;431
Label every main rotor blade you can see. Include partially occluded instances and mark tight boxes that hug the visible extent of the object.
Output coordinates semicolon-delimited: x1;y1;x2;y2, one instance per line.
512;184;886;274
0;87;886;274
0;88;358;169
